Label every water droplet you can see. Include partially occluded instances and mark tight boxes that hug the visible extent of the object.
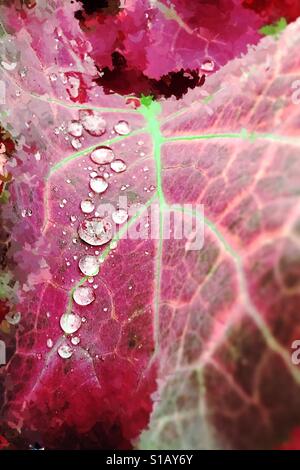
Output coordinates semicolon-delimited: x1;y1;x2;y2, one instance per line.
71;336;80;346
79;110;106;136
21;209;33;217
73;286;95;306
49;73;57;81
68;120;83;137
112;209;128;225
89;171;98;178
71;138;82;150
70;215;77;223
47;338;53;348
60;312;82;334
90;176;108;194
80;198;95;214
78;255;100;276
110;159;126;173
78;217;113;246
5;312;21;325
201;59;215;72
114;120;130;135
90;146;115;164
58;343;73;359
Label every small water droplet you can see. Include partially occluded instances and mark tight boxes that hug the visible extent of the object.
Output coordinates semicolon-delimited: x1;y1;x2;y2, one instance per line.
79;110;106;136
78;217;113;246
49;73;57;81
73;286;95;306
78;255;100;276
71;138;82;150
70;215;77;222
112;209;128;225
114;120;130;135
68;121;83;137
89;171;98;178
5;312;21;325
21;209;32;217
201;59;215;72
80;198;95;214
90;146;115;164
110;159;126;173
60;312;82;334
90;176;108;194
58;343;73;359
71;336;80;346
47;338;53;348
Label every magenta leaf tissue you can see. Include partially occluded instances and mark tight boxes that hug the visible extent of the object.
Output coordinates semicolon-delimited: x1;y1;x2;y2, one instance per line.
1;0;300;453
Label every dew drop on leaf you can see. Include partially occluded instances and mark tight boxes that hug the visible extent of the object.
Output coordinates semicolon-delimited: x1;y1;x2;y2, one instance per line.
110;159;127;173
60;312;82;334
78;217;113;246
71;336;80;346
90;146;115;164
112;209;128;225
5;312;21;325
114;120;130;135
89;176;108;193
201;59;215;72
79;110;106;136
68;121;83;137
73;286;95;306
80;198;95;214
71;138;82;150
58;343;73;359
78;255;100;276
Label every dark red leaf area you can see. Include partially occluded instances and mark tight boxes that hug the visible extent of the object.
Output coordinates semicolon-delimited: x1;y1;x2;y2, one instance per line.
75;0;300;99
243;0;300;22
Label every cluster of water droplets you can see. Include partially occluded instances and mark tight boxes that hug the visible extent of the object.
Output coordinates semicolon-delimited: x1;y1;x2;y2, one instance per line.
54;111;133;359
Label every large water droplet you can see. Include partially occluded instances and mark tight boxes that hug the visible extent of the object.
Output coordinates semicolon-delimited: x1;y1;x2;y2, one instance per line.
80;110;106;136
78;217;113;246
90;146;115;164
73;286;95;306
68;120;83;137
78;255;100;276
110;159;126;173
80;198;95;214
58;343;73;359
201;59;215;72
90;176;108;194
112;209;128;225
60;312;82;334
114;120;130;135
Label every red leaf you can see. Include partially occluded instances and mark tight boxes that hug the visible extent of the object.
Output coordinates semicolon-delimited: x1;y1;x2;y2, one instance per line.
1;0;300;451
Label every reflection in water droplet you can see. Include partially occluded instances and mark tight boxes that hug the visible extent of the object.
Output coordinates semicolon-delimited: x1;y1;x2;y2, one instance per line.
73;286;95;306
78;217;113;246
201;59;215;72
112;209;128;225
60;312;82;334
78;255;100;276
90;176;108;194
80;110;106;136
90;146;115;164
58;343;73;359
110;159;126;173
80;199;95;214
68;121;83;137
